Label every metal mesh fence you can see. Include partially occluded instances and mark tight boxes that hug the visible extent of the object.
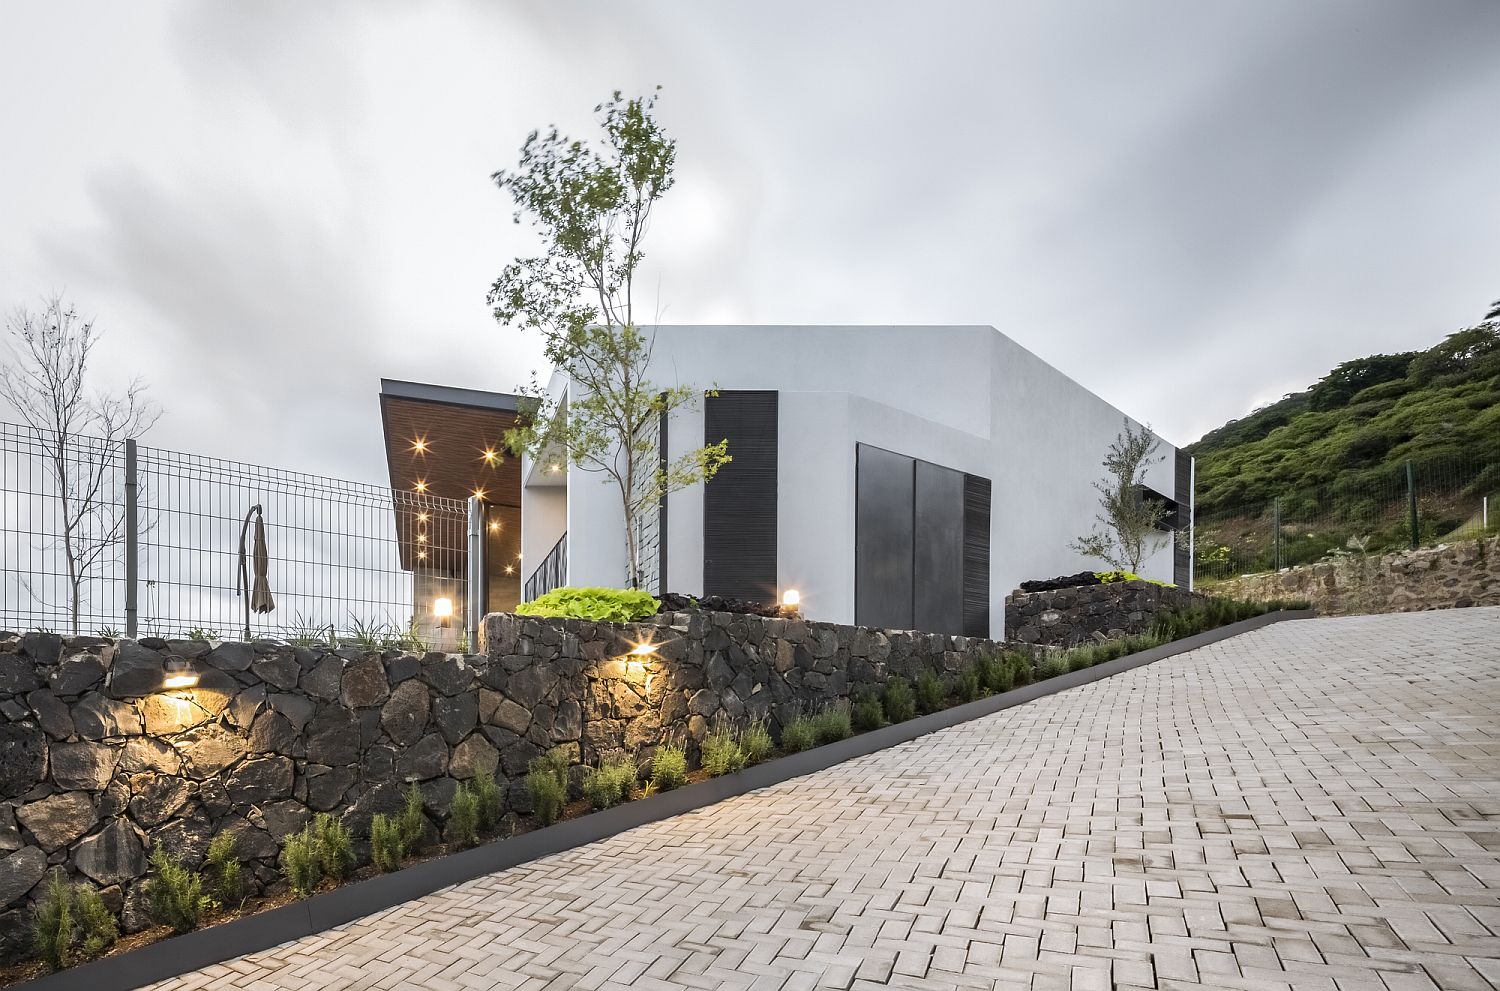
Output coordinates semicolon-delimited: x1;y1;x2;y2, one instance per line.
1193;455;1497;586
1;421;470;648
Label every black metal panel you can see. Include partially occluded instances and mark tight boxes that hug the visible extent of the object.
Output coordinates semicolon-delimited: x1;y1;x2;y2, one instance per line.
914;461;964;636
855;444;914;630
703;391;778;602
962;474;991;638
1174;449;1192;587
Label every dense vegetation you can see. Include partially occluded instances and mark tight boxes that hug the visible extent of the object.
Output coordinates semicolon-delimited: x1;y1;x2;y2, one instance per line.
1187;318;1500;522
515;586;661;623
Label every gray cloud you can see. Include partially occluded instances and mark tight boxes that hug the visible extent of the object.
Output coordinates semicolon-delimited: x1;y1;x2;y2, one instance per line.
1;0;1496;477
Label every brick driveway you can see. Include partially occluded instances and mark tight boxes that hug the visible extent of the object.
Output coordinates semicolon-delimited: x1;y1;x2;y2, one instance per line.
153;609;1500;991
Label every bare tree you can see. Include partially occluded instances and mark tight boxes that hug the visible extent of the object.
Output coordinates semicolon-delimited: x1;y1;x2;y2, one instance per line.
1070;421;1169;575
1;296;159;632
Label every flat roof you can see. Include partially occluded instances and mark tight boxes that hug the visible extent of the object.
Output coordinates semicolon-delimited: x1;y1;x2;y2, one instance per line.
379;378;520;413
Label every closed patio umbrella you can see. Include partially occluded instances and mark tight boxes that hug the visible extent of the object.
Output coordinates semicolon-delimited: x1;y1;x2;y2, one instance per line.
237;504;275;639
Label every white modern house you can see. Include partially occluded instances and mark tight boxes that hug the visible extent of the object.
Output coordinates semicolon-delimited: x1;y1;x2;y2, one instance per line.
517;325;1191;639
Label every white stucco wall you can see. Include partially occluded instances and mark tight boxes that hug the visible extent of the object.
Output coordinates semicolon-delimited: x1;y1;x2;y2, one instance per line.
538;325;1184;629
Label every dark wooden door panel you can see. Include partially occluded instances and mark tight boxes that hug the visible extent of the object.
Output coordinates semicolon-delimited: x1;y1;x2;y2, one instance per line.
703;391;778;602
855;444;914;630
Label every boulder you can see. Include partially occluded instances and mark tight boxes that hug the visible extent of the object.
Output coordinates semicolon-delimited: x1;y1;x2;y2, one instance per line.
251;654;300;690
433;693;478;745
73;692;143;739
50;740;118;791
225;684;266;729
491;698;532;735
226;757;294;806
177;725;249;779
0;724;46;800
18;792;97;851
306;707;359;766
304;765;357;810
140;693;217;734
216;815;278;860
395;733;448;781
50;653;106;695
258;799;312;839
420;654;473;695
268;692;315;732
0;846;47;907
19;631;63;667
449;733;499;780
107;641;165;698
206;641;254;672
0;655;41;696
26;689;73;740
118;737;181;775
147;810;213;869
300;654;343;700
340;655;389;708
73;820;146;885
380;679;430;746
250;710;296;755
128;775;192;828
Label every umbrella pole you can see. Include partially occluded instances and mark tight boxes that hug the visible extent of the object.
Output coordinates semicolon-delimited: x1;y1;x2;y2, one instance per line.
236;505;263;642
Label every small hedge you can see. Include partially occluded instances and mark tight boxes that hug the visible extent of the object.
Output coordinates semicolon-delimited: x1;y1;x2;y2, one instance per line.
515;586;661;623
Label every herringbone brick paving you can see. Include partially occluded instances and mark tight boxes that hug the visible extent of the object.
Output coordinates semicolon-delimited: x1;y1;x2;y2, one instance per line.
149;609;1500;990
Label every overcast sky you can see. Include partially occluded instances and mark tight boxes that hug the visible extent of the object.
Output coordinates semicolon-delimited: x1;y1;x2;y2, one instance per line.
2;1;1497;484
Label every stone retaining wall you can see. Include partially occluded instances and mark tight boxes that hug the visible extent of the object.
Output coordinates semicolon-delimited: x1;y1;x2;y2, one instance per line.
1005;580;1204;647
0;610;1012;963
1208;536;1500;616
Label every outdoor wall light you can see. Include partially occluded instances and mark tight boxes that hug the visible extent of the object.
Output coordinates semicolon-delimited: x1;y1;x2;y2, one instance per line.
417;512;429;523
472;487;487;500
782;589;801;611
482;448;498;465
628;641;658;657
433;596;454;628
413;479;428;493
162;657;200;690
410;437;429;454
548;463;562;473
488;520;501;532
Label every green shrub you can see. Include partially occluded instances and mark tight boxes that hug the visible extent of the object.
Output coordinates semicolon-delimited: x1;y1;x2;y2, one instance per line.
146;846;211;932
851;696;885;732
582;757;637;808
701;725;748;777
281;827;322;900
914;671;948;714
739;717;774;764
882;678;917;723
1002;650;1034;687
447;785;481;847
650;744;688;791
779;715;818;753
370;813;405;872
315;813;356;882
203;833;241;904
812;702;852;745
1035;656;1068;680
969;655;999;693
75;883;117;958
526;748;571;825
515;586;660;623
469;771;503;833
1067;648;1095;672
30;870;71;970
399;781;430;853
954;665;984;702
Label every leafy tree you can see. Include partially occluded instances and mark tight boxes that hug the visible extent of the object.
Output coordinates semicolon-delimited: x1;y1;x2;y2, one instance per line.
489;90;729;588
1070;421;1169;574
0;296;159;632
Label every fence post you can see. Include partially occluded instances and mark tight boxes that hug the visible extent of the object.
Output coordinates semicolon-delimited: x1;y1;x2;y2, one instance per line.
1272;497;1281;570
1187;456;1196;592
124;439;139;639
465;497;484;651
1406;459;1418;549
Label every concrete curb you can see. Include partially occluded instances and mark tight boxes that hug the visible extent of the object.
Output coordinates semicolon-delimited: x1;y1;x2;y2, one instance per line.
14;609;1315;991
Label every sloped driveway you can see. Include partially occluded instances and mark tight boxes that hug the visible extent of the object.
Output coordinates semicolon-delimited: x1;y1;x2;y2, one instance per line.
151;609;1500;991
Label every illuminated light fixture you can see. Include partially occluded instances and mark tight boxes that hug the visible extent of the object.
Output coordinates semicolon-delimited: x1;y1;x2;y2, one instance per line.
628;641;658;657
417;512;429;523
433;596;454;628
410;437;429;454
162;657;199;690
504;565;515;575
488;520;501;532
472;488;487;500
548;463;562;473
413;479;428;493
416;533;428;543
417;550;427;561
482;448;498;465
782;589;801;610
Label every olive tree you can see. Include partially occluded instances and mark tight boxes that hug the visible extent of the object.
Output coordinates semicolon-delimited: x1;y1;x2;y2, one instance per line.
1069;421;1169;575
1;296;159;632
489;90;729;589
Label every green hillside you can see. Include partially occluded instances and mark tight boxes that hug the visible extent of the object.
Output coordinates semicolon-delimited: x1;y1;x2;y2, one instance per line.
1186;317;1500;521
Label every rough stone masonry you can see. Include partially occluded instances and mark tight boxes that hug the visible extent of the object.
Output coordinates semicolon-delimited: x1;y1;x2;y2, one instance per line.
0;608;1008;964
